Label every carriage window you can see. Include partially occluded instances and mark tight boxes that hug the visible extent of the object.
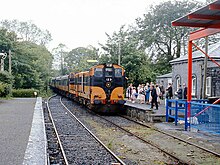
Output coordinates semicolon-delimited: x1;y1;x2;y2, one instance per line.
105;68;113;77
94;68;103;77
115;68;122;77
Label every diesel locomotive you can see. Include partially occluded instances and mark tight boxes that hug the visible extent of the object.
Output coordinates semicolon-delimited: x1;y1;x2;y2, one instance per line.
50;64;126;113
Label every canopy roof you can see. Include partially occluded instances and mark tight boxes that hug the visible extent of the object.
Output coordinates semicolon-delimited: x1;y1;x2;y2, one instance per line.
172;0;220;28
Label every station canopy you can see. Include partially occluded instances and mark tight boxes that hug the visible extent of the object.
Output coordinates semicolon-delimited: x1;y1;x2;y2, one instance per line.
172;0;220;28
171;0;220;116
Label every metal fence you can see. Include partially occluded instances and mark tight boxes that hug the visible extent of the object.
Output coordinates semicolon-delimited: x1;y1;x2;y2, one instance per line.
190;101;220;135
166;99;188;130
166;99;220;135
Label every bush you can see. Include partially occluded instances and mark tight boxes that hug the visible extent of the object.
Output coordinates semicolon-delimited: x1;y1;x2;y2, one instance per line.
0;71;14;84
0;82;12;97
12;89;39;97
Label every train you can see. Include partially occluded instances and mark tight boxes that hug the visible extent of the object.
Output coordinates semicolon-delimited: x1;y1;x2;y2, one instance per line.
50;63;126;113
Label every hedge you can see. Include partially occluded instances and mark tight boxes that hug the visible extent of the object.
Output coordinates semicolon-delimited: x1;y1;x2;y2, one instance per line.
0;82;12;97
12;89;39;97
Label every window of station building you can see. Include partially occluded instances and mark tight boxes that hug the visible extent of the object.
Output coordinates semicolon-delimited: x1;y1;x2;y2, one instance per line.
176;76;181;89
105;68;113;77
192;76;196;96
115;68;122;77
94;68;103;77
206;77;211;96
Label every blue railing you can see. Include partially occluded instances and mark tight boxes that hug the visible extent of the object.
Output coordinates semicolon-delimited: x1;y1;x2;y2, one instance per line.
166;99;220;135
166;99;188;130
190;102;220;135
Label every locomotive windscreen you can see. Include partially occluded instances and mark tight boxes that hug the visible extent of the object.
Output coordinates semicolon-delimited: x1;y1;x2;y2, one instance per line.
105;68;113;77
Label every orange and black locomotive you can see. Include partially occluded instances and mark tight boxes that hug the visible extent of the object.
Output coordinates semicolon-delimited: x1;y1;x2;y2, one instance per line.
50;64;126;113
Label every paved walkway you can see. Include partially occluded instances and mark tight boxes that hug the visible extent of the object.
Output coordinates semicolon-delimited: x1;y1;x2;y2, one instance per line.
0;98;35;165
0;97;46;165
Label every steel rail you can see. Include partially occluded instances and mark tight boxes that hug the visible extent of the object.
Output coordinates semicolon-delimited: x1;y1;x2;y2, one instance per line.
60;98;126;165
46;95;69;165
94;113;190;165
120;115;220;158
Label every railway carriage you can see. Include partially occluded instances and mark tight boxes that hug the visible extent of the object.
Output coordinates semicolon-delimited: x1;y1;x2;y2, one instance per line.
50;63;126;113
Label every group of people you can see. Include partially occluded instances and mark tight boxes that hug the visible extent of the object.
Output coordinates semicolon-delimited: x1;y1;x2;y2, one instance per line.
126;82;188;110
126;82;165;110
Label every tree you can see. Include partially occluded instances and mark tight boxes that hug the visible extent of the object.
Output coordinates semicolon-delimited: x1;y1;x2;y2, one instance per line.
52;43;68;75
136;0;203;73
12;41;53;90
100;25;154;85
65;46;99;72
0;28;17;52
0;19;52;47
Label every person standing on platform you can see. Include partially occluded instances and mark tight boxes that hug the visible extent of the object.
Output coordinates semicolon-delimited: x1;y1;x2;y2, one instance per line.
159;84;165;100
156;84;161;104
126;83;133;100
150;85;158;110
145;83;150;104
166;83;173;99
166;83;173;108
183;83;187;99
176;84;183;100
176;84;183;107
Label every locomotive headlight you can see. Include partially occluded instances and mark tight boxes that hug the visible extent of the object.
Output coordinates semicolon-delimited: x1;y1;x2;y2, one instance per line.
106;82;111;88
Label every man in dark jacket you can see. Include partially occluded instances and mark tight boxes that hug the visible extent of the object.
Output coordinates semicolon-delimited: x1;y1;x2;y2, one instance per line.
177;84;183;99
151;85;158;110
183;83;187;99
166;83;173;108
166;83;173;99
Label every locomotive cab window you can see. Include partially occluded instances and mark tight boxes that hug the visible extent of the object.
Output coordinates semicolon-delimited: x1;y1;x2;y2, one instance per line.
94;68;103;77
115;68;122;77
105;68;113;77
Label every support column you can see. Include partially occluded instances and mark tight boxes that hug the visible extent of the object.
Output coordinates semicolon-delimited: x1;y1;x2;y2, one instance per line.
187;41;193;118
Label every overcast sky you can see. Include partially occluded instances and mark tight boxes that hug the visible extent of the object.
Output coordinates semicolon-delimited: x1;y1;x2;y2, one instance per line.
1;0;206;50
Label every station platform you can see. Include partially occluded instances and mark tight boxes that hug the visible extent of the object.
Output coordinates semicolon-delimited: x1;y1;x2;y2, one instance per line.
0;97;47;165
124;99;166;122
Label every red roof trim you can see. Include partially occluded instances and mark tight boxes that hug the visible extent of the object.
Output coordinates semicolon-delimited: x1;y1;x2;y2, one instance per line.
209;4;220;10
188;14;220;20
172;21;220;28
172;22;209;28
189;28;220;41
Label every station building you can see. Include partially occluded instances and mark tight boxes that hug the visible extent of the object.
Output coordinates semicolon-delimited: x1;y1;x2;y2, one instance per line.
157;42;220;99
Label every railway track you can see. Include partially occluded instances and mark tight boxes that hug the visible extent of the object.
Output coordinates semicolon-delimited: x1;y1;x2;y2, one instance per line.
60;97;220;164
61;97;179;164
45;95;125;165
97;115;220;164
120;115;220;157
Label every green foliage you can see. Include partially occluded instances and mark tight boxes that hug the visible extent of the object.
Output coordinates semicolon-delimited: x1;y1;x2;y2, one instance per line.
0;28;16;52
52;43;68;75
136;0;203;63
0;71;14;84
0;20;53;95
65;46;99;72
12;41;52;90
1;19;52;46
99;0;205;86
0;71;13;97
12;88;39;97
100;25;154;85
0;82;12;97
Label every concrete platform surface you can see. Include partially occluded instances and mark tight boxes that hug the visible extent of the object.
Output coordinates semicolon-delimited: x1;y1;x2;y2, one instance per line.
125;99;166;115
0;97;47;165
0;98;35;165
